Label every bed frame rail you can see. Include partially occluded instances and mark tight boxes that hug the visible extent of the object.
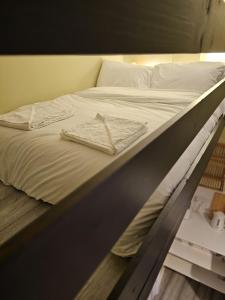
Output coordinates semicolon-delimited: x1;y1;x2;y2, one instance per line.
109;117;225;299
0;79;225;300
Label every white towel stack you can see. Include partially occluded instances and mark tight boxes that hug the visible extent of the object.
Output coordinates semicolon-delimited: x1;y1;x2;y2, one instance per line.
61;113;147;155
0;102;74;130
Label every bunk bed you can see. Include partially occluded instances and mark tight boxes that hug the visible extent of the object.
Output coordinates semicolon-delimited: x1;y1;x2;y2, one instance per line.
0;67;225;299
1;1;225;298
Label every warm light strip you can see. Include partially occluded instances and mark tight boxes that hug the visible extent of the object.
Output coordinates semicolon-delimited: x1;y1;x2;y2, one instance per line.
201;53;225;62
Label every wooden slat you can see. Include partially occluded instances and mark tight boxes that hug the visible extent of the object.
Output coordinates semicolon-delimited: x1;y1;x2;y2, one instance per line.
200;143;225;190
75;254;129;300
210;192;225;214
0;183;50;246
212;143;225;158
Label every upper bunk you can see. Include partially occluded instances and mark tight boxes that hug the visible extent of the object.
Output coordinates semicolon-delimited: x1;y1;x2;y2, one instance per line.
1;0;225;54
0;58;225;299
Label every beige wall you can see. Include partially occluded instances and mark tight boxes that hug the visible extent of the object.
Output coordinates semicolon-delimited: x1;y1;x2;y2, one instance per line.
127;54;201;65
129;53;225;65
200;53;225;62
1;53;223;115
0;55;123;114
124;54;173;65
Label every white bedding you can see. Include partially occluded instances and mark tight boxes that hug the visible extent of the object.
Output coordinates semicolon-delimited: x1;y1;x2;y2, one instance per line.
0;100;74;130
77;87;199;107
0;87;200;204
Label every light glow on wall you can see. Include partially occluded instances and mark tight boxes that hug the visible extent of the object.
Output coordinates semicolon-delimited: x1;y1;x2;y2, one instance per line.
129;54;201;66
201;53;225;62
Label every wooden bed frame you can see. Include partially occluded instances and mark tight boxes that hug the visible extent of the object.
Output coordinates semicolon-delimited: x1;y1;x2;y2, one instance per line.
0;79;225;300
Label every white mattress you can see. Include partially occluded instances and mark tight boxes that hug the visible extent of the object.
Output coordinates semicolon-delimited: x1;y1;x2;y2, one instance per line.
0;87;200;205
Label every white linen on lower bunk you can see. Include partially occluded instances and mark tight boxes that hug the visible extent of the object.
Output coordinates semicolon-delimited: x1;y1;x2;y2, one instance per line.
0;88;199;204
77;87;200;108
61;113;148;155
0;97;75;130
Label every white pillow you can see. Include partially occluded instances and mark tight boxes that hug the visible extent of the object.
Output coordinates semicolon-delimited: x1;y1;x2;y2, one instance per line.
97;60;153;88
151;62;225;92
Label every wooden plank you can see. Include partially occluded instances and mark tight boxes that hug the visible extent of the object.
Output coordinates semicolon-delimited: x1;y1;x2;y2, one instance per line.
75;254;129;300
210;192;225;213
0;81;225;300
200;143;225;191
0;183;50;246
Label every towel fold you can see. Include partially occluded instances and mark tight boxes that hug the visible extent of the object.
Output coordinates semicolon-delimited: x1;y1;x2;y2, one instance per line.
0;102;74;130
61;113;147;155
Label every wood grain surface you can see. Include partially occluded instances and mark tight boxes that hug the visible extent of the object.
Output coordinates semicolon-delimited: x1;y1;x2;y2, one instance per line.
1;0;224;54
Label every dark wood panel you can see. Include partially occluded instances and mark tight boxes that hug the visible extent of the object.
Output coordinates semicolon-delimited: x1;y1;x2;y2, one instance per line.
109;117;225;300
202;0;225;52
1;0;209;54
0;81;224;300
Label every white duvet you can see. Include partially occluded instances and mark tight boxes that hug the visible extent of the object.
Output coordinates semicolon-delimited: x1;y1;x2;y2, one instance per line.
0;87;221;208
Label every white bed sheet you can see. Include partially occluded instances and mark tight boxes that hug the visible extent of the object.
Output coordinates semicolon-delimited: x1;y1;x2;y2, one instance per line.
0;87;219;206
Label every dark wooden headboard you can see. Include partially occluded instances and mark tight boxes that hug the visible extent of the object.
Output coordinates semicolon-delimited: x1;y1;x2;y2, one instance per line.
1;0;225;54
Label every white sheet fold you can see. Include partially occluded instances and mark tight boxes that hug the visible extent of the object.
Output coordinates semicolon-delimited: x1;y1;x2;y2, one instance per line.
0;101;74;130
61;113;148;155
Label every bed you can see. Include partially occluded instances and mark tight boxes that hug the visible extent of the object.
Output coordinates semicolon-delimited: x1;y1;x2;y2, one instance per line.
1;61;225;300
0;88;200;204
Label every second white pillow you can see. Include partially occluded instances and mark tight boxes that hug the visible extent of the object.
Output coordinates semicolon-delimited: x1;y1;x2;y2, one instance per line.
151;62;225;92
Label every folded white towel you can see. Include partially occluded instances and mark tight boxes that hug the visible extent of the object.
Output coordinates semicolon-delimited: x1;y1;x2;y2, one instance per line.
0;102;74;130
61;113;148;155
